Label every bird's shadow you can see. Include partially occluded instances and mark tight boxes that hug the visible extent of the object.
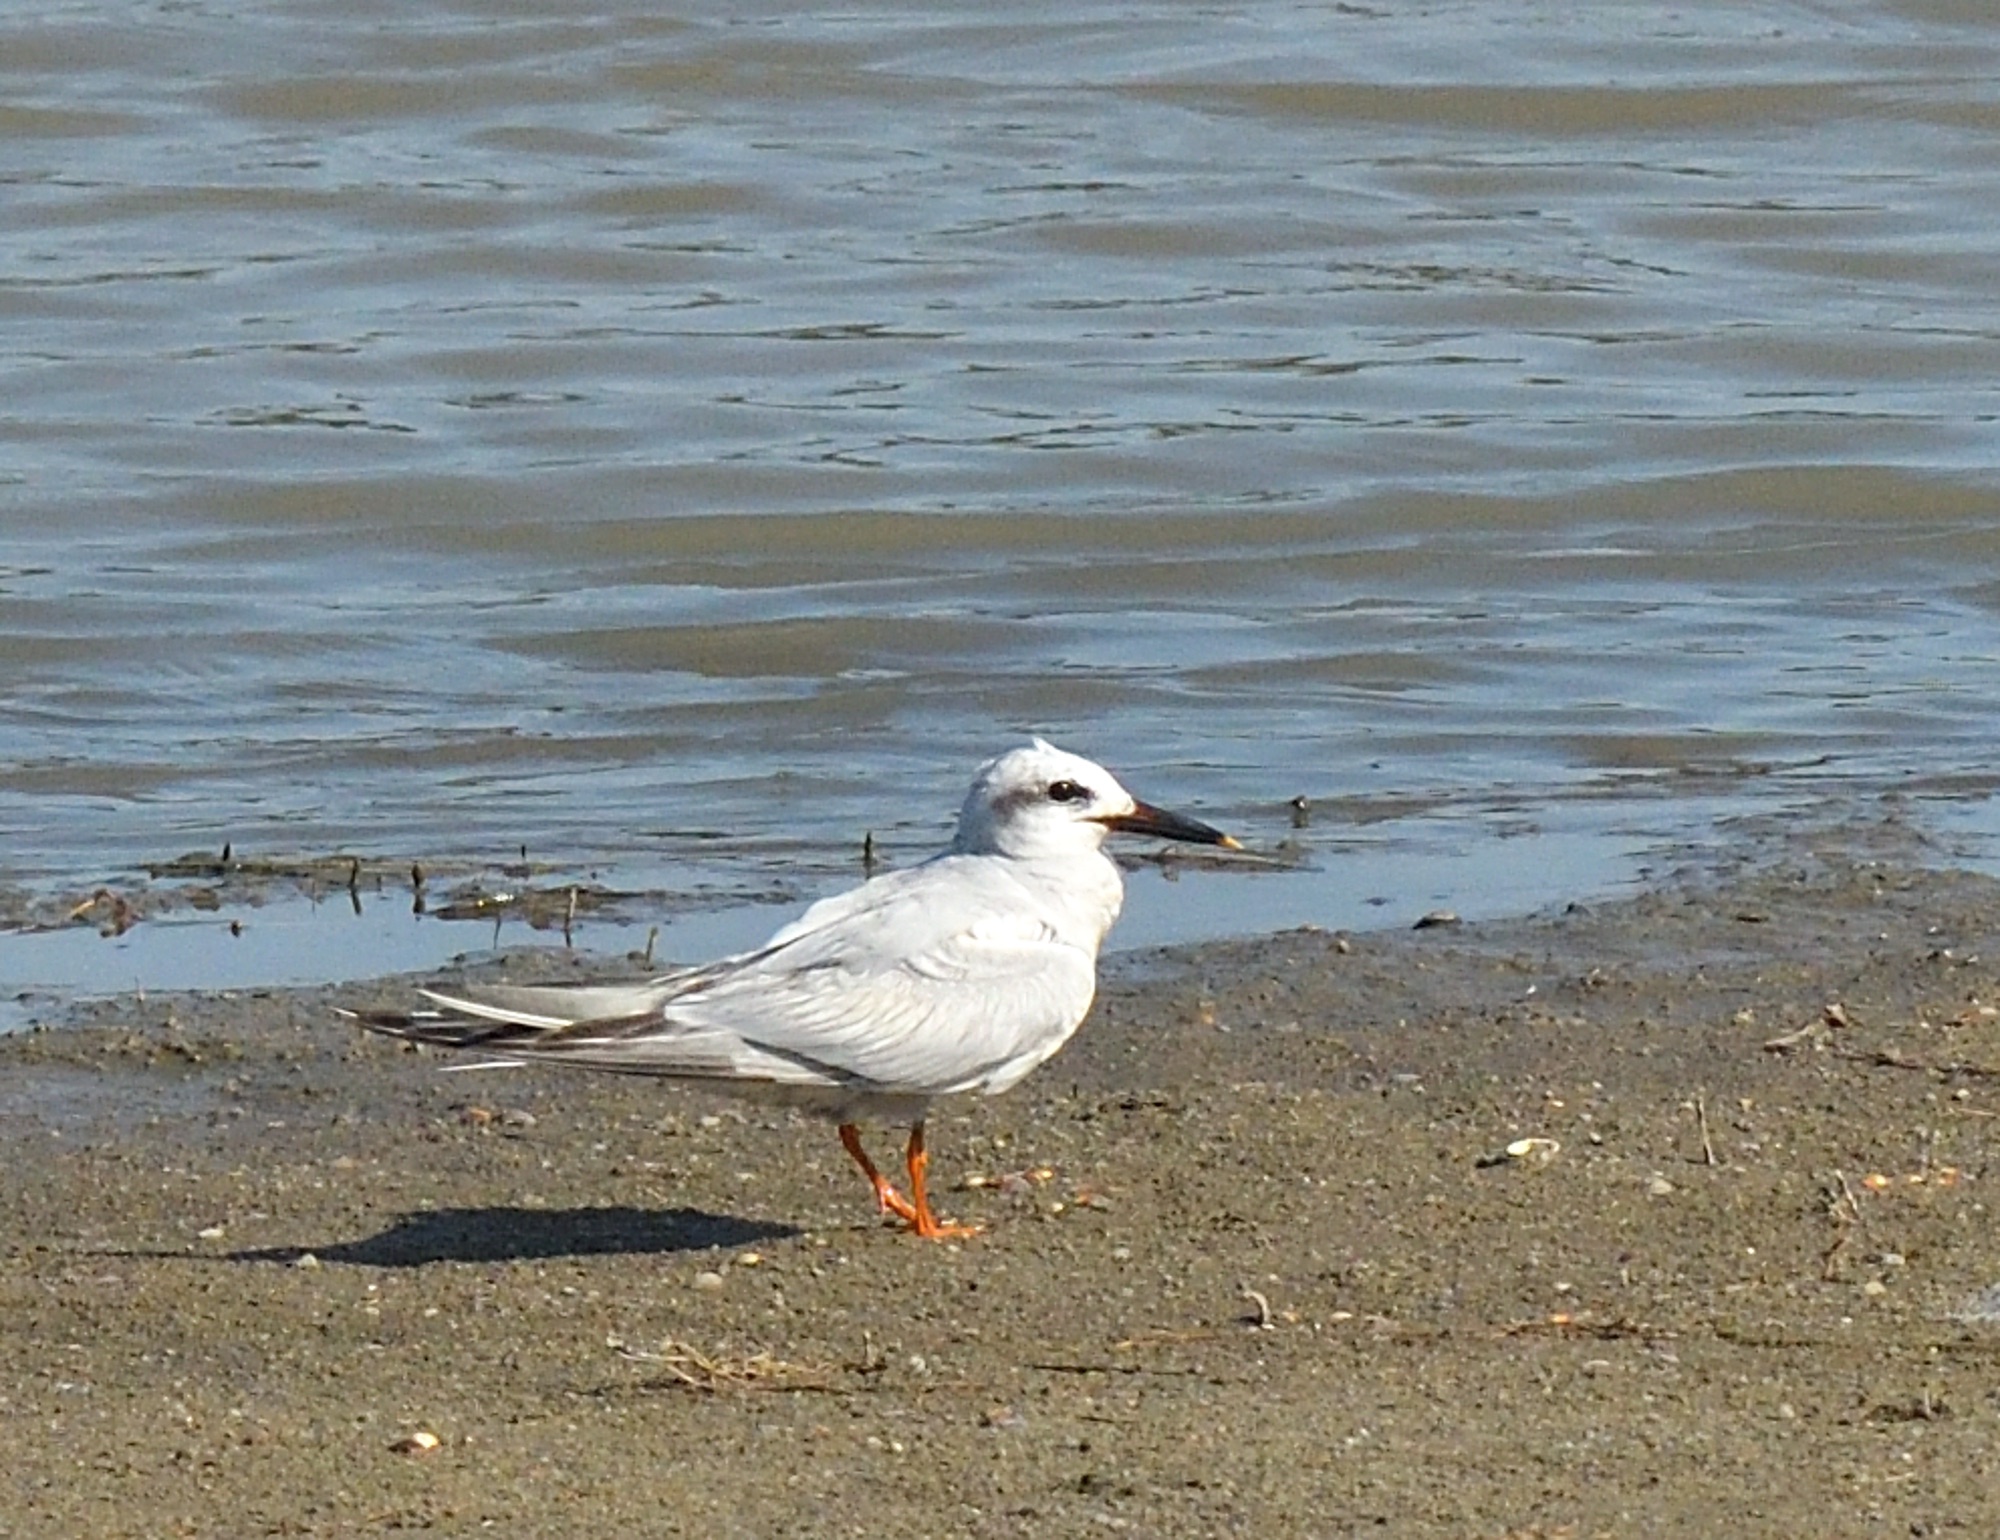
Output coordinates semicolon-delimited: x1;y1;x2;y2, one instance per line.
224;1205;797;1268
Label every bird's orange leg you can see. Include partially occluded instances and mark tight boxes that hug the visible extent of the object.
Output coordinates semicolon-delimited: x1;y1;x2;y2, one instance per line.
903;1120;983;1240
839;1122;919;1224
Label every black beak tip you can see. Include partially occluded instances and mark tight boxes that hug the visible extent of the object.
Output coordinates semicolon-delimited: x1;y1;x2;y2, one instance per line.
1104;800;1241;850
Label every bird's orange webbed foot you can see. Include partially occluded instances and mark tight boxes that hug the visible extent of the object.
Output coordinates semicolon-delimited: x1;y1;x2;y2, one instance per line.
906;1209;985;1241
903;1122;984;1241
839;1122;920;1224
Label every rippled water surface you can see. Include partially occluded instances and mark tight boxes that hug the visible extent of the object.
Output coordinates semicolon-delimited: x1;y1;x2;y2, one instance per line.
6;1;2000;1003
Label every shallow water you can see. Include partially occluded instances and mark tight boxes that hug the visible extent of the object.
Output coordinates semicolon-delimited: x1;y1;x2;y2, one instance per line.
6;1;2000;1010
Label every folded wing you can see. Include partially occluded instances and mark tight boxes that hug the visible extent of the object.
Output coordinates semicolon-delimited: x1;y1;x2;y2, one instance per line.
353;857;1099;1099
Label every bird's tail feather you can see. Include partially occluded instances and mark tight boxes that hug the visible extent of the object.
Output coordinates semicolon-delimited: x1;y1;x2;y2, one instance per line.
341;987;749;1080
418;978;684;1027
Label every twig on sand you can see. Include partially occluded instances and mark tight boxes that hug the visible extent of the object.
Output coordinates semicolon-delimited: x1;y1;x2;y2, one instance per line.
1832;1045;2000;1079
609;1336;837;1393
1495;1314;1665;1341
1764;1001;1851;1054
1821;1169;1864;1281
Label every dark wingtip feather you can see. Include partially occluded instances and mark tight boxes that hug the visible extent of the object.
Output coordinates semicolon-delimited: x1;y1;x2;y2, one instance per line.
342;1006;525;1051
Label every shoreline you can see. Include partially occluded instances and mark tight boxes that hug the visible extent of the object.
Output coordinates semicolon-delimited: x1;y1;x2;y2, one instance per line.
9;790;1910;1030
6;832;2000;1535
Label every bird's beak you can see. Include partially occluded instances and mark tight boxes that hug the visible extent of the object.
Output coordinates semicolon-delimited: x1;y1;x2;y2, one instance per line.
1098;800;1242;850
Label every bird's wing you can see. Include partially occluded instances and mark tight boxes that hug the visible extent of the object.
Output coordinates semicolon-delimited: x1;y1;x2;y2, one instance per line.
673;868;1100;1096
346;970;720;1066
346;989;751;1080
353;858;1100;1098
417;976;698;1029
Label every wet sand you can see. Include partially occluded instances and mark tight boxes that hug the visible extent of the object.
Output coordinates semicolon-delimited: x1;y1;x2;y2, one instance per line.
6;827;2000;1537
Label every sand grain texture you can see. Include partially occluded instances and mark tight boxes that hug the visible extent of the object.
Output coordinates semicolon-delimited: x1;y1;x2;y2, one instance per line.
6;848;2000;1537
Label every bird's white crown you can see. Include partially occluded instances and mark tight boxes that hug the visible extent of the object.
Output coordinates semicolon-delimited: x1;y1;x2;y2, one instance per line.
951;739;1135;860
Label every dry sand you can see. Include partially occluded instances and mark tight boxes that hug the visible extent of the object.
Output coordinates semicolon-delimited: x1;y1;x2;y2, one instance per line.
6;824;2000;1537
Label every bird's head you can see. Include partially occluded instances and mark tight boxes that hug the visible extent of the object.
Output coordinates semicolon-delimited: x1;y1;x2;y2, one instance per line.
952;739;1240;861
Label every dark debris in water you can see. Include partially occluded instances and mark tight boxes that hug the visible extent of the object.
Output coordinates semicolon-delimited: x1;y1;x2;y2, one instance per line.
145;849;405;885
54;888;142;936
6;845;645;942
428;881;632;931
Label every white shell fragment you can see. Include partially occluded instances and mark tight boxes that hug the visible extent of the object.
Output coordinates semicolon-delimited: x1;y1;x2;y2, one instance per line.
390;1430;442;1456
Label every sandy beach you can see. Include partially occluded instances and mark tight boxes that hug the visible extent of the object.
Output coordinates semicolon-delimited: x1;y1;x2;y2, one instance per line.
6;823;2000;1537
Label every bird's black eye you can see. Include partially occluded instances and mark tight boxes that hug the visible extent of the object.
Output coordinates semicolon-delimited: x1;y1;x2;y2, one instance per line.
1047;779;1091;804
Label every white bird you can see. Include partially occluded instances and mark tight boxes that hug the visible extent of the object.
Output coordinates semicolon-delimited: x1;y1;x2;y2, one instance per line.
349;740;1239;1238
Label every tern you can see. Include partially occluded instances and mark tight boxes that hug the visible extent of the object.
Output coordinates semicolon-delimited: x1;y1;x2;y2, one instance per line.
349;740;1239;1238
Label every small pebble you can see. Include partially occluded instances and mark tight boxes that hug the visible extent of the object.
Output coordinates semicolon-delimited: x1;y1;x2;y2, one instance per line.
692;1270;725;1292
390;1430;441;1456
1648;1176;1676;1197
1505;1136;1560;1165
